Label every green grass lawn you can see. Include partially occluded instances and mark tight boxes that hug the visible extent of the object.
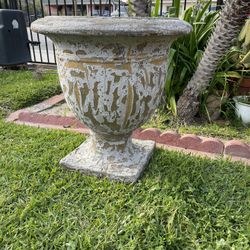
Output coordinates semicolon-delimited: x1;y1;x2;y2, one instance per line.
0;70;61;116
0;70;250;249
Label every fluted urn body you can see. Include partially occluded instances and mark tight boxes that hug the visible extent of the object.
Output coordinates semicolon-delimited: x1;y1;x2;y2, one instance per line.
31;17;191;182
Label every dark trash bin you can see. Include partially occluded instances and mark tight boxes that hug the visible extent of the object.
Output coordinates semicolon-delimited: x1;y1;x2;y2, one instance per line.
0;9;31;66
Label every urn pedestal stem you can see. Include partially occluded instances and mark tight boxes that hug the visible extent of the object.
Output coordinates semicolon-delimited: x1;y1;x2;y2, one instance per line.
60;135;155;183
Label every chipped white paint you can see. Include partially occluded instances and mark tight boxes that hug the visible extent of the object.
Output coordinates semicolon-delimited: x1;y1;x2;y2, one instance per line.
55;36;169;135
31;17;191;182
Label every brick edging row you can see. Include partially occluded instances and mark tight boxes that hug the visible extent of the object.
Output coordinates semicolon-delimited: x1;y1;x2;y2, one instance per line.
134;128;250;159
5;94;250;161
7;110;250;160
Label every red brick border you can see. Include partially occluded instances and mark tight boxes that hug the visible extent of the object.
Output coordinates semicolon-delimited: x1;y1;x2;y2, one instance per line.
18;112;85;129
224;140;250;159
5;95;250;164
7;110;250;161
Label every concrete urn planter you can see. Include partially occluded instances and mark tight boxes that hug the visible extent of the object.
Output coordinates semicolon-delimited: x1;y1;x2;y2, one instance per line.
31;17;191;182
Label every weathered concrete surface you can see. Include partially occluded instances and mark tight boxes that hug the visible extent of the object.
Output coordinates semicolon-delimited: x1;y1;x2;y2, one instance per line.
31;16;192;37
31;16;191;182
60;138;155;183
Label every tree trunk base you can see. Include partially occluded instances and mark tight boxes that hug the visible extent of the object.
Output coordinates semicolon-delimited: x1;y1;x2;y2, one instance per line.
177;89;200;124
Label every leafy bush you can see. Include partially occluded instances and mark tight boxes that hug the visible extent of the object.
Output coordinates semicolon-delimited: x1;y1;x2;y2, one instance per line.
201;19;250;120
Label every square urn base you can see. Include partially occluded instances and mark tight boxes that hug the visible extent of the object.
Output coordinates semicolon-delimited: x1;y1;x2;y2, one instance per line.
60;138;155;183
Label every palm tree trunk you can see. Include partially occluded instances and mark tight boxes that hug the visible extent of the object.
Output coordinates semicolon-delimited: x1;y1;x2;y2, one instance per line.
128;0;151;17
177;0;250;123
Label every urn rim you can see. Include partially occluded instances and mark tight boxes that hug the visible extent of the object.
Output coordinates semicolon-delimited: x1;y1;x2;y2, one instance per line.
31;16;192;37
